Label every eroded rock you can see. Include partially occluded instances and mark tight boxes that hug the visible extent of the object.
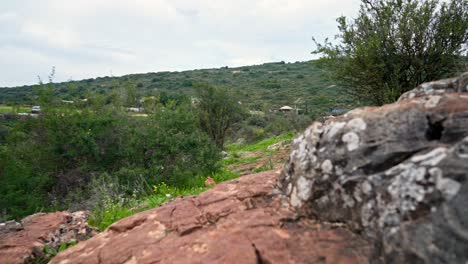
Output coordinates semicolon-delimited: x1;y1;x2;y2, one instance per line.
0;211;97;264
52;171;373;264
279;72;468;263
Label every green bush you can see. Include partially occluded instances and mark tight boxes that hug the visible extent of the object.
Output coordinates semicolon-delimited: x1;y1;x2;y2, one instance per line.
314;0;468;105
0;103;221;220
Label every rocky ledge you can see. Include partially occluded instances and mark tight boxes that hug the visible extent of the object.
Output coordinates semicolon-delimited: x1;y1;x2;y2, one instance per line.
0;211;97;263
52;171;372;264
279;72;468;263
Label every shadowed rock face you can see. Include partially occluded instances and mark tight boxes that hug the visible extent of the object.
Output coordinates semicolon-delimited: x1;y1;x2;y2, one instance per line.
279;72;468;263
52;171;373;264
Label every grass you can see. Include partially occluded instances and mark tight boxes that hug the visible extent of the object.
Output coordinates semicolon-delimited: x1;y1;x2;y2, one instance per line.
88;168;239;231
226;133;295;153
0;105;30;114
223;156;259;166
224;133;295;165
86;134;294;231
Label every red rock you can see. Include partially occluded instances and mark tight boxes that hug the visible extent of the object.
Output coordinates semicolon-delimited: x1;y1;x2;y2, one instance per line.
52;171;373;264
0;211;97;264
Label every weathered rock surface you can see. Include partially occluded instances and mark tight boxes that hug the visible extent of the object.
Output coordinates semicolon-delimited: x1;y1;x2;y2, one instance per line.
279;72;468;263
52;171;373;264
0;211;97;264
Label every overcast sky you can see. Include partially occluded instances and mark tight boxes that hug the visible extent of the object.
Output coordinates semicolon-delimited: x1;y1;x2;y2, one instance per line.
0;0;361;87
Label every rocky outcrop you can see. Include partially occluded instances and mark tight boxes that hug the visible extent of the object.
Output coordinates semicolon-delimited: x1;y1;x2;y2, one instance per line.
52;171;372;264
0;211;98;264
279;72;468;263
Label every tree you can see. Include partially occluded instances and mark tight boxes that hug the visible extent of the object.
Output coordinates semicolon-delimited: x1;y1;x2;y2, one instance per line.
313;0;468;105
33;66;58;108
195;83;244;149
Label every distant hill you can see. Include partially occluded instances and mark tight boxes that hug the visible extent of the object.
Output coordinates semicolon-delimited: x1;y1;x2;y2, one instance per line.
0;60;363;117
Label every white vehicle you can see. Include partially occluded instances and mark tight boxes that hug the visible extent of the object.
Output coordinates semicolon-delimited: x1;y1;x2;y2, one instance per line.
31;106;41;113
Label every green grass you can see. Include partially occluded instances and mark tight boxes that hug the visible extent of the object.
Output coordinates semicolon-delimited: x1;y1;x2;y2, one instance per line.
223;156;259;166
223;133;294;168
0;105;30;114
226;133;295;153
87;134;293;231
88;168;239;231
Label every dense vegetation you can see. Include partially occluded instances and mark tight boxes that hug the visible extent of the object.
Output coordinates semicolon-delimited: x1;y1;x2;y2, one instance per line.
0;100;221;219
0;61;341;221
314;0;468;105
0;60;360;117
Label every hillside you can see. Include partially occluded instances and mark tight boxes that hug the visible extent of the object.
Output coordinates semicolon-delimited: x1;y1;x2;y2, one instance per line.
0;61;362;117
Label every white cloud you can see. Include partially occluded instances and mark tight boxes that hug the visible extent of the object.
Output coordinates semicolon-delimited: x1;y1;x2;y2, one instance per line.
0;0;361;87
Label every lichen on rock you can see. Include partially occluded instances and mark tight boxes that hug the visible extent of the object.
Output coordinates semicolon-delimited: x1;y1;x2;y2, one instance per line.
279;72;468;263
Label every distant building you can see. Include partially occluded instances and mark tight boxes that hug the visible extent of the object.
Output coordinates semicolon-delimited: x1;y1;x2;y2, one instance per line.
279;105;304;114
191;97;200;105
279;106;294;112
126;107;143;113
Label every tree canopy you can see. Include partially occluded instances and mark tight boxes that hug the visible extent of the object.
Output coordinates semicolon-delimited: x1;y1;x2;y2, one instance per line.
195;83;245;149
314;0;468;105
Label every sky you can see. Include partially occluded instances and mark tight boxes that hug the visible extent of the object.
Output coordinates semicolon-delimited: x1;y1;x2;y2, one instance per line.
0;0;361;87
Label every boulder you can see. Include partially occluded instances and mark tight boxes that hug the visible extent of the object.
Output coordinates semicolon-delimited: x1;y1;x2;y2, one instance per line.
52;171;372;264
0;211;98;264
278;72;468;263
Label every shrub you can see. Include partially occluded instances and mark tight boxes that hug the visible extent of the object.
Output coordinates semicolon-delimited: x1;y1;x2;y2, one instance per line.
314;0;468;105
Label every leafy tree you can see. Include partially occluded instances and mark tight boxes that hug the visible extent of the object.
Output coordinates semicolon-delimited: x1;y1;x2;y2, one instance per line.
129;105;220;186
313;0;468;105
195;83;245;149
33;66;58;108
123;81;139;107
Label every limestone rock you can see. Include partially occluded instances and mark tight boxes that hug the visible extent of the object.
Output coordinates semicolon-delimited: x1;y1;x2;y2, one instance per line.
52;171;373;264
0;211;97;264
279;72;468;263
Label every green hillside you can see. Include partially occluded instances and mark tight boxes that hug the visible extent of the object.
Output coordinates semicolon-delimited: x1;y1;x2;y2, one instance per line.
0;60;362;117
